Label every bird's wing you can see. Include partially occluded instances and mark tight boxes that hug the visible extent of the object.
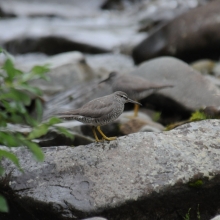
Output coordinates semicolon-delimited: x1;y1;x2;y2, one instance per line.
118;75;171;92
79;95;114;118
58;94;114;118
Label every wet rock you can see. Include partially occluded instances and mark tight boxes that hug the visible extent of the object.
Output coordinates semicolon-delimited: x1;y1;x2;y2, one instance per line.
2;119;220;219
132;0;220;64
0;0;106;18
131;57;220;114
0;14;144;56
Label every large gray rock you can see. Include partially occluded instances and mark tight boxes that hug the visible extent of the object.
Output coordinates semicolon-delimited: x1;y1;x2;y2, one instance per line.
12;51;95;97
2;119;220;219
132;57;220;111
132;0;220;64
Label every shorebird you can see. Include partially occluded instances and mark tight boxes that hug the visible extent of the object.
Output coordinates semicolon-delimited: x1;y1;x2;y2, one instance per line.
100;71;173;117
57;91;141;142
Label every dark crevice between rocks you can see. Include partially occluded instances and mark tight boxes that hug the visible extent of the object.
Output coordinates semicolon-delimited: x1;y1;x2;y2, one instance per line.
3;37;110;56
0;7;16;18
38;131;93;147
171;45;220;64
139;94;192;125
101;0;142;10
132;34;220;65
77;176;220;220
38;123;122;147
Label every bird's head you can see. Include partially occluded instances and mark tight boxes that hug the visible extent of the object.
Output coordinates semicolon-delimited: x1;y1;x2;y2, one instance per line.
114;91;141;105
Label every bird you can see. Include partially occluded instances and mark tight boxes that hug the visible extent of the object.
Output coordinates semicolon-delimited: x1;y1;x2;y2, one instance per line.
57;91;141;142
99;71;173;117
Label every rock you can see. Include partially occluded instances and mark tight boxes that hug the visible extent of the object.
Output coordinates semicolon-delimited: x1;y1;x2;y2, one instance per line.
132;0;220;64
203;75;220;88
131;57;220;113
211;216;220;220
85;53;134;78
2;119;220;219
14;51;95;98
119;111;164;134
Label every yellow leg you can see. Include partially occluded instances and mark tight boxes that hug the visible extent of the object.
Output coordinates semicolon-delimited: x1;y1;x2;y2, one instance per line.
134;103;139;117
92;126;101;142
97;126;116;141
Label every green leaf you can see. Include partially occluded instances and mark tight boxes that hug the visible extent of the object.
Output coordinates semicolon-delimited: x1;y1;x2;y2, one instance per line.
190;111;207;121
47;117;62;125
0;89;31;106
31;65;49;75
3;59;15;81
0;149;21;169
35;99;43;122
27;124;49;140
16;84;42;96
55;127;74;139
0;166;5;176
25;141;44;161
0;195;8;213
0;132;21;147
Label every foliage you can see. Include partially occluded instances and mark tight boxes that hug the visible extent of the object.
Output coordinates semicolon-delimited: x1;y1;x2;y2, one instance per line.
190;111;207;121
183;208;191;220
188;180;203;188
0;195;8;212
0;48;73;212
152;111;161;122
183;205;201;220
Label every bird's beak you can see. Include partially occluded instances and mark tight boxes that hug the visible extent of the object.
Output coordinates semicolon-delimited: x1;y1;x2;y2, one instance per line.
127;98;142;106
99;77;109;84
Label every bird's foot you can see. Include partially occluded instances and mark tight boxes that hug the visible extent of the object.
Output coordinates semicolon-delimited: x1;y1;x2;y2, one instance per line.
102;136;117;141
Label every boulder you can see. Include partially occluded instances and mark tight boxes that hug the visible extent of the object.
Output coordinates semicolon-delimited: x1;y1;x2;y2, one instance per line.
1;119;220;219
131;57;220;113
132;0;220;64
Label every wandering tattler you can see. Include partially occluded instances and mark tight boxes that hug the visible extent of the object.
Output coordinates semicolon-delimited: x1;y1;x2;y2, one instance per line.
100;72;173;117
57;91;141;142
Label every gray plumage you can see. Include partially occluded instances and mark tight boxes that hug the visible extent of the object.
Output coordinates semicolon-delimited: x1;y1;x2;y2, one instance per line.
100;72;173;100
58;91;141;126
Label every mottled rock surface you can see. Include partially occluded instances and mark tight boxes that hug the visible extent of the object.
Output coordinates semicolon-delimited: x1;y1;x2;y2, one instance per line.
1;119;220;219
132;0;220;64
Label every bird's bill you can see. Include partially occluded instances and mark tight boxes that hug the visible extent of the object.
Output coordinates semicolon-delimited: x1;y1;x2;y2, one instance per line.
99;77;109;84
127;98;142;106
